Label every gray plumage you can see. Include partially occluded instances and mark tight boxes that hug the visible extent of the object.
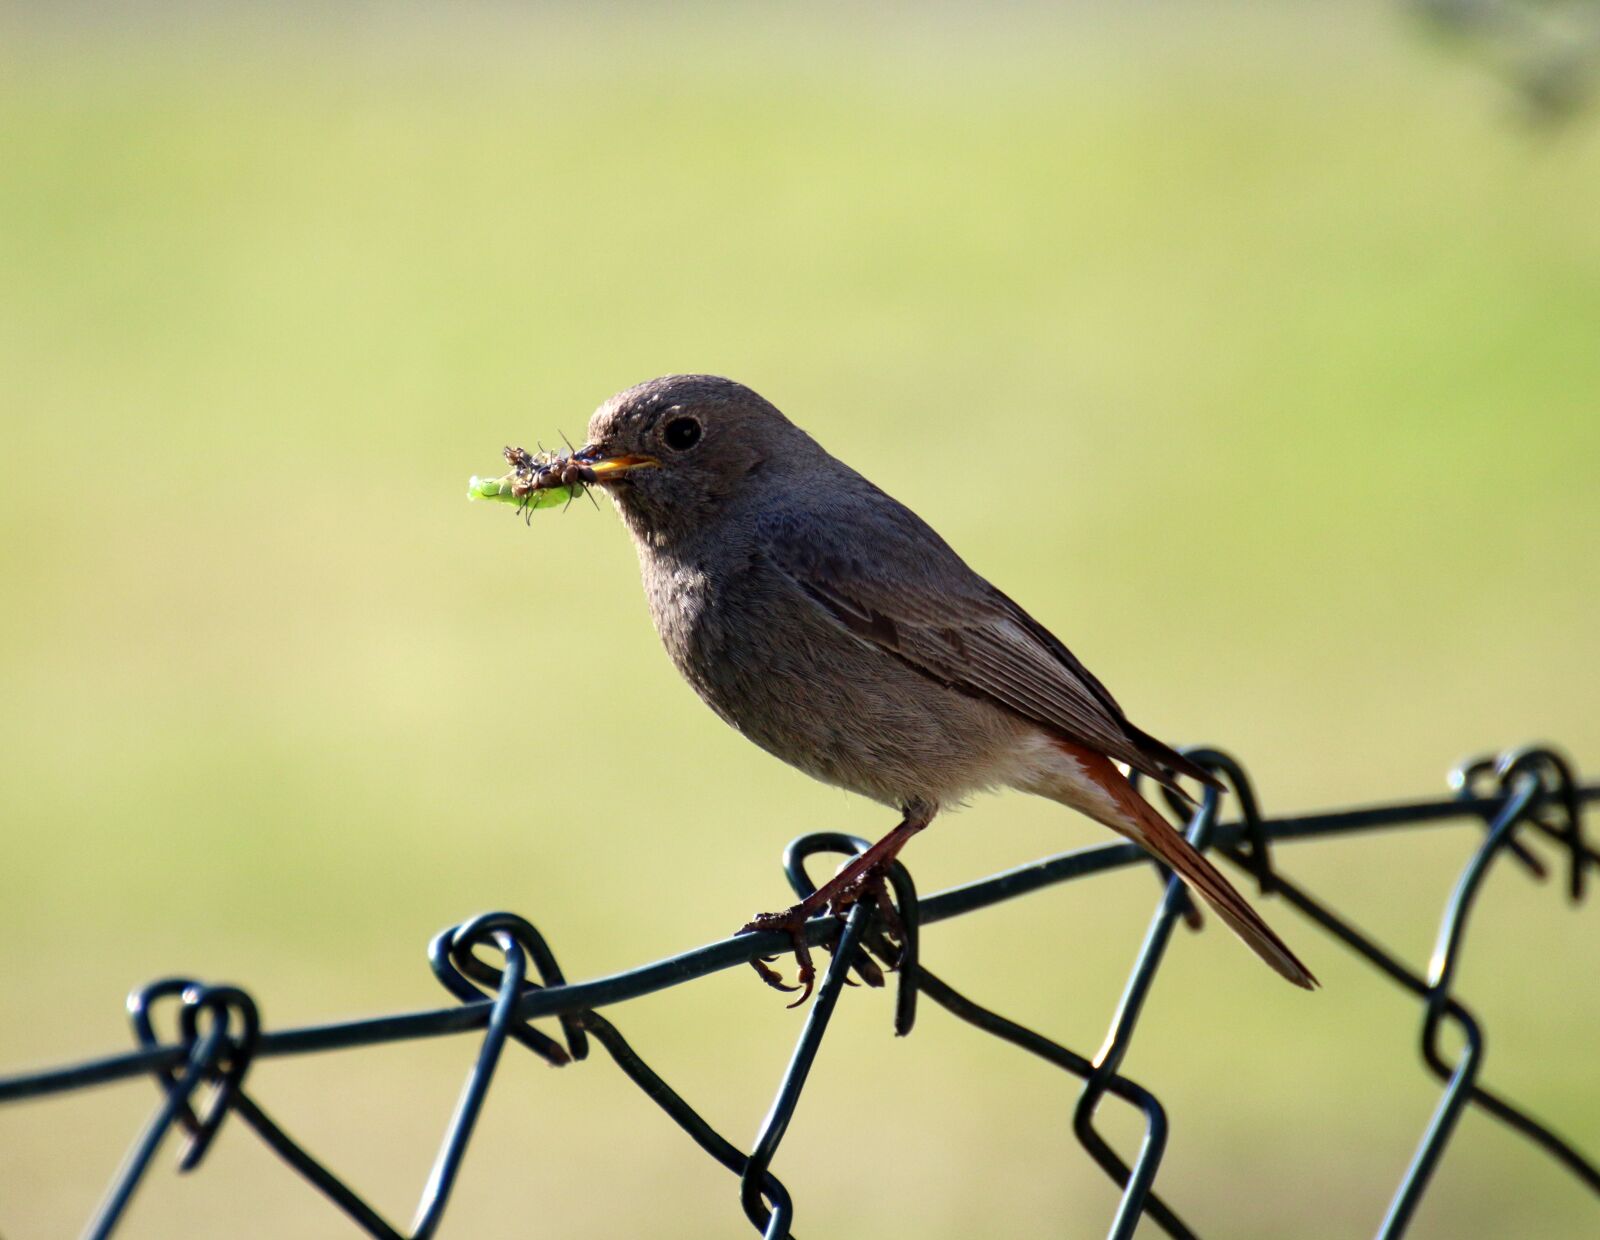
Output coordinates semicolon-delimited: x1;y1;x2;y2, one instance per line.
580;374;1316;989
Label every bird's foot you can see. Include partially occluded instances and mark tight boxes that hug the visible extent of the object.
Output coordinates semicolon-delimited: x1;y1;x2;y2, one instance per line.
739;866;904;1006
742;906;819;1006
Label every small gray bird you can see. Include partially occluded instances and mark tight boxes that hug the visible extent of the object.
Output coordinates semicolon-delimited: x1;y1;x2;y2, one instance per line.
575;374;1316;994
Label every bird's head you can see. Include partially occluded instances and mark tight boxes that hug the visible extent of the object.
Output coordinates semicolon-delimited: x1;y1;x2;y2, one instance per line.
578;374;810;544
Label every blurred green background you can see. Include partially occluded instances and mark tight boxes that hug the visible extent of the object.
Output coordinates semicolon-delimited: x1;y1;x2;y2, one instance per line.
3;3;1597;1237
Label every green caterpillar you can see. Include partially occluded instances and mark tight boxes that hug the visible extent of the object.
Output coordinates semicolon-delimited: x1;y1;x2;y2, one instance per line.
468;446;591;512
467;473;579;510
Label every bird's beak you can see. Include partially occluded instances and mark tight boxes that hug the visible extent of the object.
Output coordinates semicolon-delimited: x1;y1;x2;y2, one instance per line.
575;447;660;482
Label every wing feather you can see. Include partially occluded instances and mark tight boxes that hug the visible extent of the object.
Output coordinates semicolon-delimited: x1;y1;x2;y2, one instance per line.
759;488;1217;792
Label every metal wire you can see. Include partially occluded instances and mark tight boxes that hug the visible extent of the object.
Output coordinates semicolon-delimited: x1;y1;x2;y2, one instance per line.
2;743;1596;1238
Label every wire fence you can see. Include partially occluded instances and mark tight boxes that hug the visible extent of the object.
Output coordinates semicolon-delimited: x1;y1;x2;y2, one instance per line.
2;742;1596;1239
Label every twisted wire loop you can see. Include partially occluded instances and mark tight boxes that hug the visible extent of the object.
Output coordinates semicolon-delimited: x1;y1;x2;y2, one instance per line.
432;913;797;1238
84;982;256;1239
1;746;1596;1238
1218;745;1600;1238
768;832;1196;1238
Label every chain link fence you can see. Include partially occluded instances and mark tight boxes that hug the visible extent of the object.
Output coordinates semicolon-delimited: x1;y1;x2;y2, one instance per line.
2;743;1596;1238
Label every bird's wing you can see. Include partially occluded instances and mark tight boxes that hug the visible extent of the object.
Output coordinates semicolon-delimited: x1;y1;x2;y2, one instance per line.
757;483;1219;793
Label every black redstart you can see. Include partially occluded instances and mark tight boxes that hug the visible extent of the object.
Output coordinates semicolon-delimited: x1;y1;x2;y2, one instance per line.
573;374;1316;995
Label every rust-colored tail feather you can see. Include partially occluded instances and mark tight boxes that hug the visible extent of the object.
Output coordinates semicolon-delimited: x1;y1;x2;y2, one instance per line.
1064;744;1318;990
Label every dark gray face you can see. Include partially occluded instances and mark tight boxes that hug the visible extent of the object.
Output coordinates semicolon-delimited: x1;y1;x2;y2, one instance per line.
580;374;808;544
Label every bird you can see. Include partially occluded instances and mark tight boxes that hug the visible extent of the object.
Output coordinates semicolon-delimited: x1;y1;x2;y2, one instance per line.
572;374;1316;997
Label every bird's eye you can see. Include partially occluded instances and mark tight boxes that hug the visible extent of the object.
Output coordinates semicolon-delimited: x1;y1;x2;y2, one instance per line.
663;416;702;452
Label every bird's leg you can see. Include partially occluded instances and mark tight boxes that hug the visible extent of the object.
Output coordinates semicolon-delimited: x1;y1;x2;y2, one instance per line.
744;807;931;932
740;803;933;1003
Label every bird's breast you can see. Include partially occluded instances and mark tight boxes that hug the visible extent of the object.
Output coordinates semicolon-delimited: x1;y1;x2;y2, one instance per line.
638;547;778;714
640;554;721;673
633;543;1026;809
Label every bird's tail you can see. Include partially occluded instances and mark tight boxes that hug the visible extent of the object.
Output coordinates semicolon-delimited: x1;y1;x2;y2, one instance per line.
1051;740;1318;990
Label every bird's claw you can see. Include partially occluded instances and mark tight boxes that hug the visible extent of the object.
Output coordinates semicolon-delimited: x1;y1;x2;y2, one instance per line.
741;913;817;1005
865;877;907;961
740;864;907;1005
749;954;802;994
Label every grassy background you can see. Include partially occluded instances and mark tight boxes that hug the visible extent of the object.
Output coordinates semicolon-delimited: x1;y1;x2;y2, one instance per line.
2;3;1597;1236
